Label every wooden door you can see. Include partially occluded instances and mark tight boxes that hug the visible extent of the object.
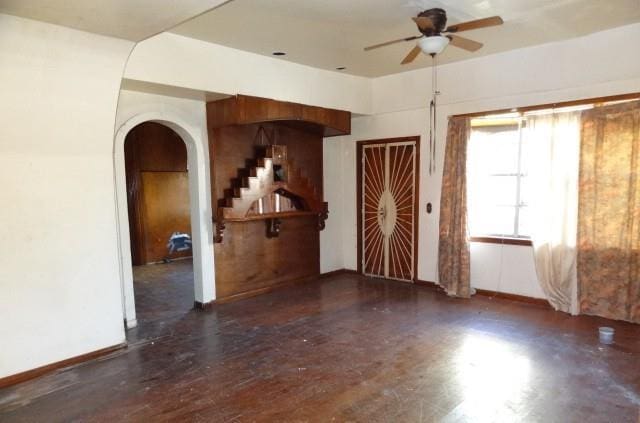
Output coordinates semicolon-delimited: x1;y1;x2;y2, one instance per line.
140;171;192;263
361;140;416;281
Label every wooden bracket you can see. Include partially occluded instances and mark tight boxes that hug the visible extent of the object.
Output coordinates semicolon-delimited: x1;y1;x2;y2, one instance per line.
317;203;329;231
214;218;226;243
266;218;282;238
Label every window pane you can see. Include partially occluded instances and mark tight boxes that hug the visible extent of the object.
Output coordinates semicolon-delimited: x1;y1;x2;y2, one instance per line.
469;126;520;175
517;206;531;237
469;205;516;236
518;175;530;207
468;175;517;207
519;125;531;175
486;175;518;206
468;122;522;237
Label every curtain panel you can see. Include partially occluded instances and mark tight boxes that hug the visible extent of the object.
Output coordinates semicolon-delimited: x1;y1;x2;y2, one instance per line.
438;117;471;297
578;100;640;323
527;111;581;314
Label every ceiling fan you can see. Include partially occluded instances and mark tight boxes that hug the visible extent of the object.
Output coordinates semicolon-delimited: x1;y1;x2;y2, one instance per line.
364;8;504;64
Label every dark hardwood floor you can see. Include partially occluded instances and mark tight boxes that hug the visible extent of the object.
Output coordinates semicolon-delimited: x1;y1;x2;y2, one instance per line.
1;263;639;422
131;259;195;325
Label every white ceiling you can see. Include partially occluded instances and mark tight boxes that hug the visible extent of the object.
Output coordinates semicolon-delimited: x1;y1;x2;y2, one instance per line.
0;0;230;41
171;0;640;77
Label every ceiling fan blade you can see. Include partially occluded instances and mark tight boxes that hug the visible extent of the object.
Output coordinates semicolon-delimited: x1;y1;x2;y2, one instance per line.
401;45;422;65
364;35;422;51
412;16;434;31
447;34;483;52
445;16;503;33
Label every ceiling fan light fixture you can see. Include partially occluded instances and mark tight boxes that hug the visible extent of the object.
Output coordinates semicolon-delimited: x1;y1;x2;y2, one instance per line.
418;36;450;55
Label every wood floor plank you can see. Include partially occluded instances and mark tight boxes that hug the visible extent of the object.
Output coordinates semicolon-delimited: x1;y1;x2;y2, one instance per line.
1;260;639;422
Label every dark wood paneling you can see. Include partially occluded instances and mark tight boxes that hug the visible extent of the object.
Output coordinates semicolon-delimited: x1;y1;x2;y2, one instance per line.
207;94;351;137
214;218;320;300
139;172;191;262
210;122;324;301
125;122;191;265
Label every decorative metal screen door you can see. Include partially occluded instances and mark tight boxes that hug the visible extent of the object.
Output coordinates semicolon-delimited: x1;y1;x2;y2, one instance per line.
362;141;416;281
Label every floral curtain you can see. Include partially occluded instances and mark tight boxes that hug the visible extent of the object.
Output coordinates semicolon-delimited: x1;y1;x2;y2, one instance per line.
578;101;640;323
527;111;581;314
438;117;471;297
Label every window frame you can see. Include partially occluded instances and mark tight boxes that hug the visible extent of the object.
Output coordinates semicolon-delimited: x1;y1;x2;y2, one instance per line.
467;116;532;245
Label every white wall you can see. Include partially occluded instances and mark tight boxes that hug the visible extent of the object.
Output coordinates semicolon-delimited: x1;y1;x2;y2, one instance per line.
114;90;215;324
124;33;372;116
1;11;638;380
123;33;374;275
0;14;371;379
320;136;349;273
0;15;133;378
329;23;640;298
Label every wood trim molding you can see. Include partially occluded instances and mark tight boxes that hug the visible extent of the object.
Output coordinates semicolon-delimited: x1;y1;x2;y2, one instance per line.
194;300;215;311
320;269;359;278
0;343;126;389
215;274;320;304
415;279;445;292
356;136;421;281
470;236;532;246
451;92;640;119
474;288;551;308
207;95;351;137
212;270;359;305
416;279;550;308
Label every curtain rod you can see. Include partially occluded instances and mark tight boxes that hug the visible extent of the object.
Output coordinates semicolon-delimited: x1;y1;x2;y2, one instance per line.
450;92;640;119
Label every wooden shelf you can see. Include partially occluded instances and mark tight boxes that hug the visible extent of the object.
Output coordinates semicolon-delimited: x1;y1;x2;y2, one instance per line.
224;211;318;222
213;145;328;243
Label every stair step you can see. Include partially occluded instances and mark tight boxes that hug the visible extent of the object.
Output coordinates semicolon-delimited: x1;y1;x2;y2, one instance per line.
256;158;272;168
234;186;251;197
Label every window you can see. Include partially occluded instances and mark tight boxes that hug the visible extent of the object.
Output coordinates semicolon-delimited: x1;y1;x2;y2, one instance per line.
467;116;530;239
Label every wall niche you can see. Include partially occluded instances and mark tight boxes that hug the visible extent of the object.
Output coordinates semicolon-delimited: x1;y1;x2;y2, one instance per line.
207;95;350;301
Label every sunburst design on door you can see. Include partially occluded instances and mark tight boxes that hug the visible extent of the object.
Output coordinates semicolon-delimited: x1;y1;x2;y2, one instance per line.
362;142;415;281
363;145;386;277
387;144;415;281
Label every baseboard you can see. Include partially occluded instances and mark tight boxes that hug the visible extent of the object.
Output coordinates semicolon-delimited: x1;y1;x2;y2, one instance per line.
320;268;359;278
194;300;215;311
415;280;549;308
474;288;551;308
0;343;127;389
125;318;138;329
415;279;443;291
215;274;320;304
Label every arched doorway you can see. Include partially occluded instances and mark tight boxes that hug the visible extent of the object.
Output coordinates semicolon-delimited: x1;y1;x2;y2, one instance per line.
114;113;215;329
124;122;194;323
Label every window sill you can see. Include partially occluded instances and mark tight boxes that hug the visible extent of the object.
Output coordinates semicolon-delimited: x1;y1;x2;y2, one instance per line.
470;236;532;246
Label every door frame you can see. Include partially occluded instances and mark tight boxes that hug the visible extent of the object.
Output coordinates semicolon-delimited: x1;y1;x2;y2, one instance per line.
114;112;216;329
356;136;420;282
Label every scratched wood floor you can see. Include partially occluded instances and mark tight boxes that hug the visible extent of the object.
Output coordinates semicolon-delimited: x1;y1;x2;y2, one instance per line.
1;260;639;422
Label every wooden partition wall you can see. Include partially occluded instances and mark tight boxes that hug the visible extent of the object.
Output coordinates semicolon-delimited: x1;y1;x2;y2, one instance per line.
207;95;350;301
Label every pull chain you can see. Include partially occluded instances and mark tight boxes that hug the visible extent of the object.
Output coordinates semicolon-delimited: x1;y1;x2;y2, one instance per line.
429;53;439;175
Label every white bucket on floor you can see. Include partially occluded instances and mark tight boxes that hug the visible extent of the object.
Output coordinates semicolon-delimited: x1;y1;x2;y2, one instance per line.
599;327;614;344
